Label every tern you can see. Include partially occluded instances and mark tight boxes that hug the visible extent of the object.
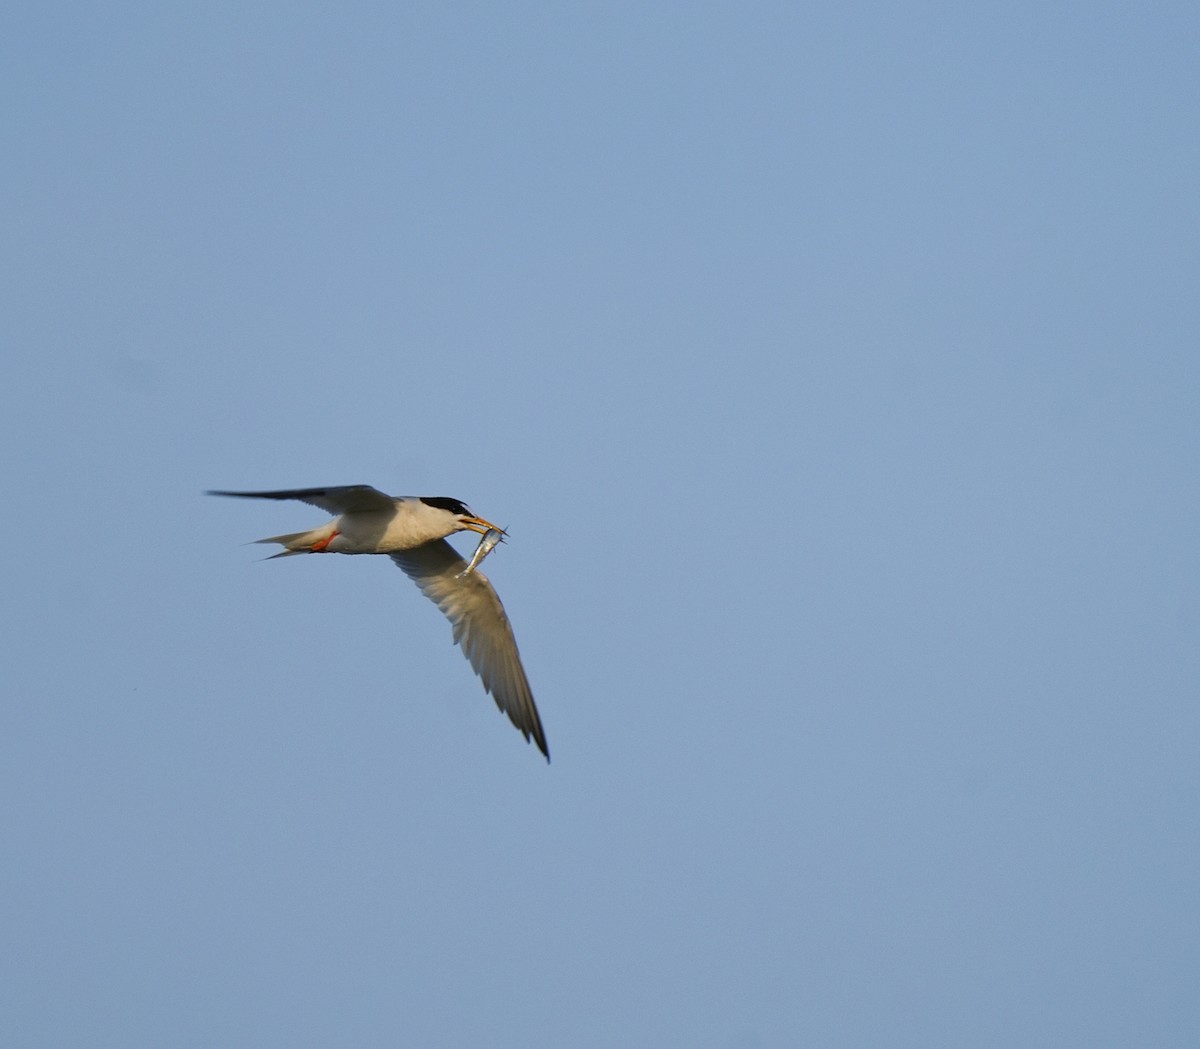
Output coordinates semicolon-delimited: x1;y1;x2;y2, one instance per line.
208;486;549;760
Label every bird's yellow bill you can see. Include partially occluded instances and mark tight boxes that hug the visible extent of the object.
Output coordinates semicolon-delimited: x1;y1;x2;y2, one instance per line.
463;515;506;537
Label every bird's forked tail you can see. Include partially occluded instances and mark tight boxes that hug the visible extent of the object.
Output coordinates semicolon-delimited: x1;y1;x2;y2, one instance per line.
253;524;336;559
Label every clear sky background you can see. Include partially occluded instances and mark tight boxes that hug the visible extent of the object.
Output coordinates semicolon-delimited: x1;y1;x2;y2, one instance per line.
3;3;1197;1047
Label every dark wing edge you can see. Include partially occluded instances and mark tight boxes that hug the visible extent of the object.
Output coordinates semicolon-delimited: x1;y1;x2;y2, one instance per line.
206;486;393;514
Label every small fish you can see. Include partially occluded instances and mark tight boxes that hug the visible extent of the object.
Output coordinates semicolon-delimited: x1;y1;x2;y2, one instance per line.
459;527;505;576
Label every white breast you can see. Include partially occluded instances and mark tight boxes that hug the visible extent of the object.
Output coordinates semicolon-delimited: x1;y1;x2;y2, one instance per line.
334;500;457;553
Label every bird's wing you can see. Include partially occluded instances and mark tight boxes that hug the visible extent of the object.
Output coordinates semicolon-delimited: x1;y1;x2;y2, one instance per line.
207;486;394;514
390;540;549;760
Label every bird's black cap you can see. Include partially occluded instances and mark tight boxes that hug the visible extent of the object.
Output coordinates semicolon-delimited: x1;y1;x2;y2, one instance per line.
419;496;472;516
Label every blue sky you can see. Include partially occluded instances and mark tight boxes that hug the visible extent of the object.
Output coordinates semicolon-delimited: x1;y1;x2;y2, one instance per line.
3;3;1198;1047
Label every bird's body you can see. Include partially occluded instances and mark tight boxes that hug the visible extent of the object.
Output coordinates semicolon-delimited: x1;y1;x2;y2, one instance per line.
208;485;549;760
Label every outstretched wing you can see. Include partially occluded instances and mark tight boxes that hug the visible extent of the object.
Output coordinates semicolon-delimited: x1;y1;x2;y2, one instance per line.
390;540;549;760
207;486;394;514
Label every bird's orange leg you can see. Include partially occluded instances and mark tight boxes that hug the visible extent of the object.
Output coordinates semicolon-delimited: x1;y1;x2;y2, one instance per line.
310;530;339;552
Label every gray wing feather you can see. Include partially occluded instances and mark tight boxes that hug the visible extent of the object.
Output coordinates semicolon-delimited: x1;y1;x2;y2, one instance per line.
390;541;549;760
207;486;394;514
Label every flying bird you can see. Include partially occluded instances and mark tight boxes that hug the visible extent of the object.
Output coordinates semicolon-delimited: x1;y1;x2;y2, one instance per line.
208;485;549;760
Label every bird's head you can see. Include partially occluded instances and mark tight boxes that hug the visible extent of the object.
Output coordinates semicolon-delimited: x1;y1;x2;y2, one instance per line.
419;496;505;537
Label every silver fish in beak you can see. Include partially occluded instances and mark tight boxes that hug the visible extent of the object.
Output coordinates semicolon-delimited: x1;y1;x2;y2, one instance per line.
459;527;506;577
